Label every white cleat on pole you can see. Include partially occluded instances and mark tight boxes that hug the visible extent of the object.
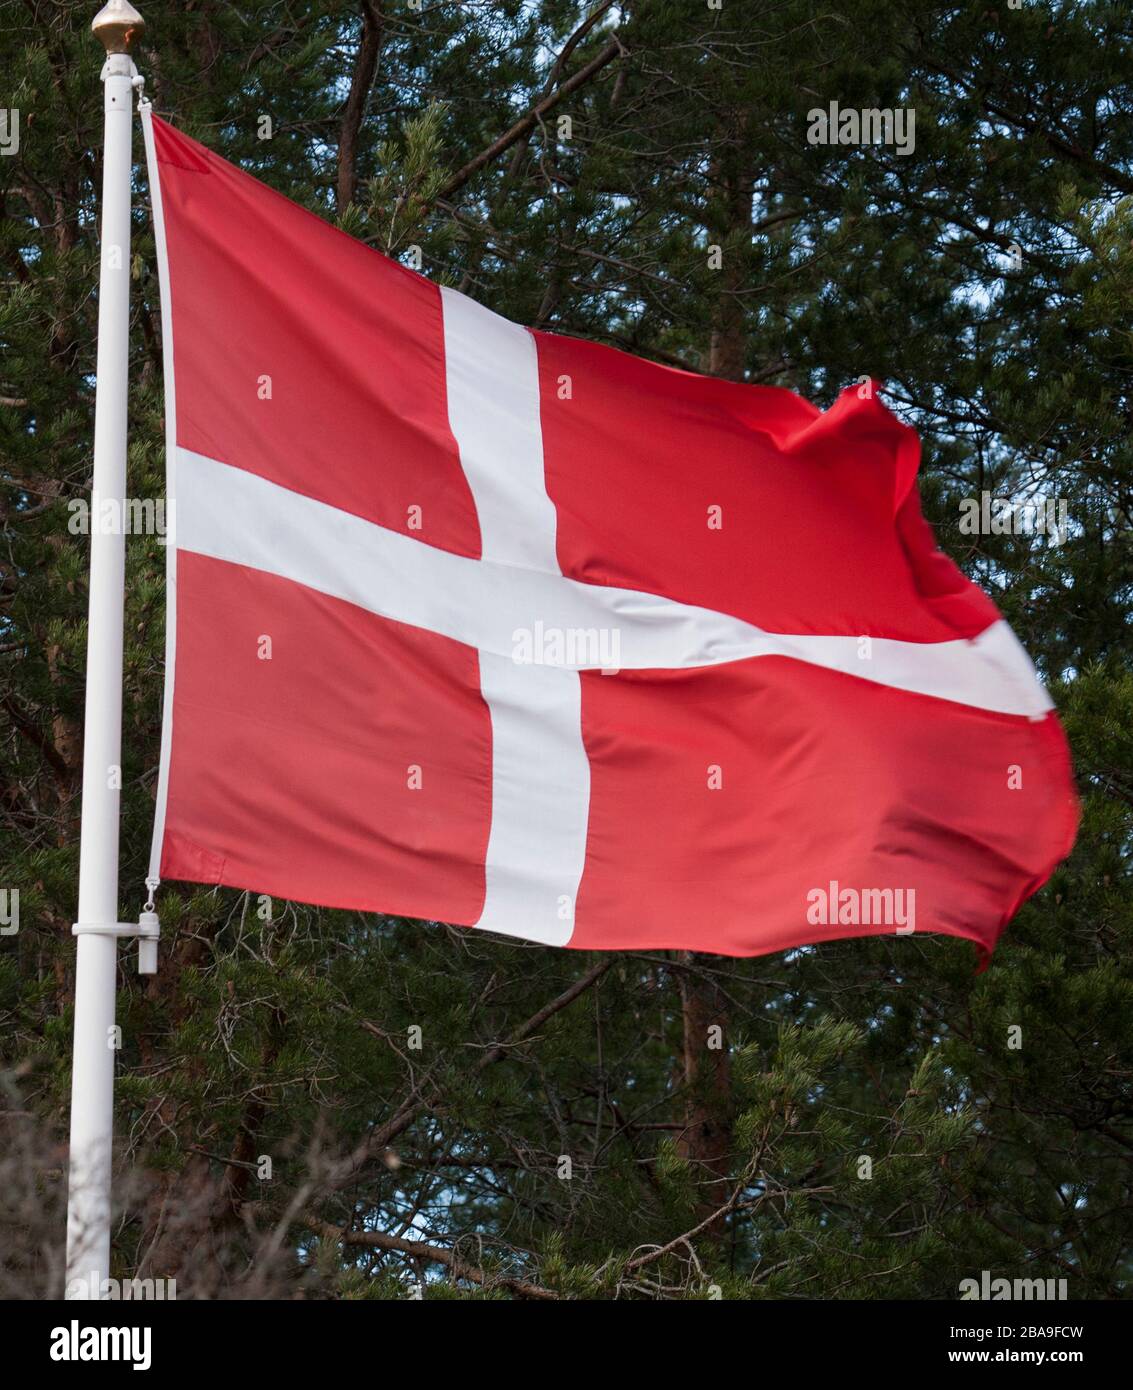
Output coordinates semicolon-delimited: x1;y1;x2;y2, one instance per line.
64;0;146;1301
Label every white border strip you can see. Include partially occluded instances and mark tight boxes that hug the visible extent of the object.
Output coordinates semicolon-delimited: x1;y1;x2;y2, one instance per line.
140;106;178;884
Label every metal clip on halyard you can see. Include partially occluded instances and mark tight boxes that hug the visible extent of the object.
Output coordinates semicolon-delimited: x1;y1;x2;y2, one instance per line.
72;880;160;976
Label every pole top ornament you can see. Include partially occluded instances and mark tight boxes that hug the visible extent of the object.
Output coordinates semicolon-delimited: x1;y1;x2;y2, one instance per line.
92;0;144;54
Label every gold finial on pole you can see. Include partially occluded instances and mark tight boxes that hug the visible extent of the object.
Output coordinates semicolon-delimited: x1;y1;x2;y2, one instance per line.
92;0;145;54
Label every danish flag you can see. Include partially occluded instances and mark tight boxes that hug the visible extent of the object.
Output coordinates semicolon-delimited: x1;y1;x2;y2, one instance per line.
141;112;1077;961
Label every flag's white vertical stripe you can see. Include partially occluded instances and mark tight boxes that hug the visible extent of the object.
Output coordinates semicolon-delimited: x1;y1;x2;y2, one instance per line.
475;655;589;944
141;106;178;884
440;288;589;944
440;288;560;571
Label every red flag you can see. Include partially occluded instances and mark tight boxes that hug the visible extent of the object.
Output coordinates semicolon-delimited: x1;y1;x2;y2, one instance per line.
141;112;1077;961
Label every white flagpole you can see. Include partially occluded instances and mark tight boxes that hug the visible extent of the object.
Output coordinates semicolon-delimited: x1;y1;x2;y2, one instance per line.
65;0;146;1300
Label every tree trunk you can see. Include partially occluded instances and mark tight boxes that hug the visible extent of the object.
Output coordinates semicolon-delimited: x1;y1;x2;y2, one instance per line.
672;113;753;1237
336;2;384;214
673;955;732;1235
707;122;753;381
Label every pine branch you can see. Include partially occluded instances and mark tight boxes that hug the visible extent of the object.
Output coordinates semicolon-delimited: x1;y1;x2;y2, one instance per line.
308;1220;559;1299
437;35;624;203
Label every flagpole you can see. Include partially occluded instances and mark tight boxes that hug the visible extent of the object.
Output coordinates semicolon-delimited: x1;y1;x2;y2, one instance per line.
65;0;146;1300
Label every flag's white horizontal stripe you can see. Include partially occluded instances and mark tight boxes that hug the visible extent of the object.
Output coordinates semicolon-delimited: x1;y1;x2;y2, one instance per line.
174;447;1052;718
439;292;585;944
788;622;1052;718
173;447;777;670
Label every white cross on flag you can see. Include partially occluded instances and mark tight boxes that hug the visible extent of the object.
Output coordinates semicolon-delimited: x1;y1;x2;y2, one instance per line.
141;112;1078;961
